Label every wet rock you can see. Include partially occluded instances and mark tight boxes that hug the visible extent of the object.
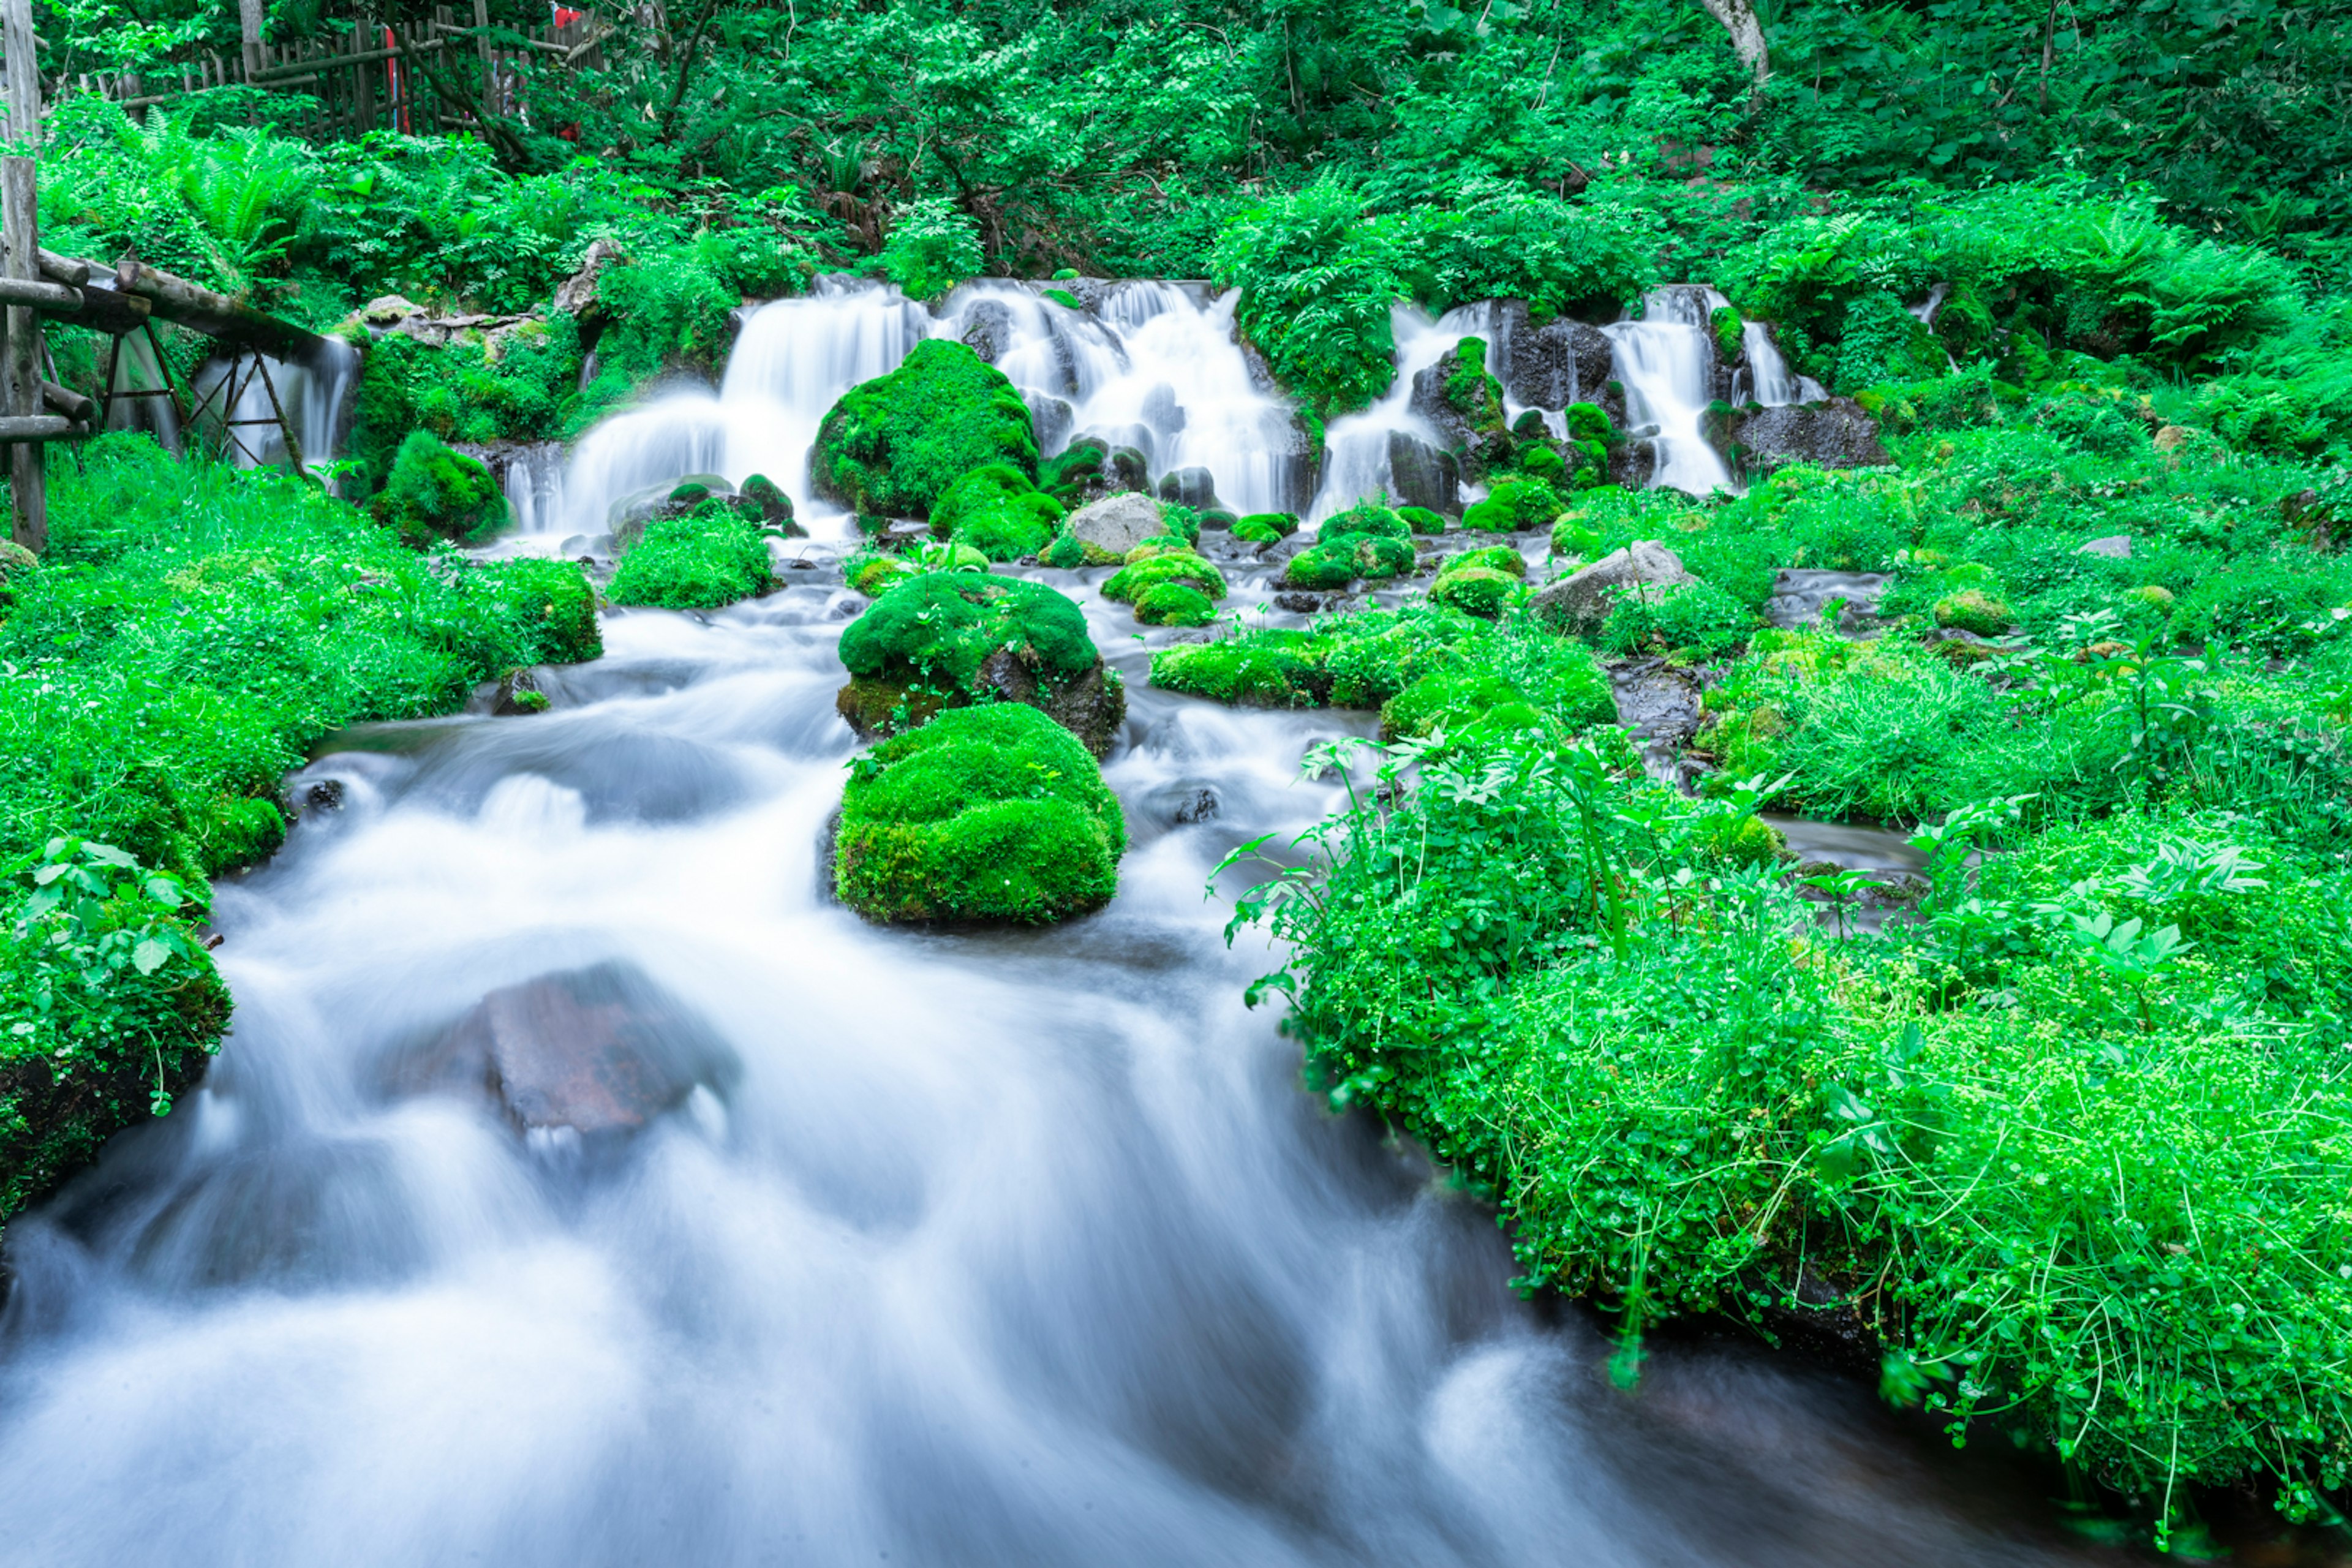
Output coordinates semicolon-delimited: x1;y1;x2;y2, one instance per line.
296;778;344;814
1066;492;1164;558
1607;437;1656;489
1493;304;1616;410
1726;399;1890;477
1764;570;1890;634
1140;383;1188;440
1608;657;1706;782
1156;466;1221;511
1027;394;1074;457
553;238;625;320
1532;541;1694;636
492;668;553;717
1387;432;1461;516
1273;590;1338;614
2077;535;2132;559
961;299;1016;364
386;961;740;1140
974;650;1128;760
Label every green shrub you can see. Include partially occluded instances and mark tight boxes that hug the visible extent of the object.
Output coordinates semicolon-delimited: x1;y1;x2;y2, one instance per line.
477;557;603;665
1379;669;1542;743
1134;582;1219;627
1600;581;1754;656
607;504;773;609
812;340;1038;518
876;195;983;301
1103;551;1227;603
367;431;506;546
1461;478;1562;533
930;463;1065;561
833;703;1124;924
1428;567;1525;619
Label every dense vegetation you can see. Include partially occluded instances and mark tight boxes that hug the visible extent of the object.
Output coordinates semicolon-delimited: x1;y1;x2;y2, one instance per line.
8;0;2352;1542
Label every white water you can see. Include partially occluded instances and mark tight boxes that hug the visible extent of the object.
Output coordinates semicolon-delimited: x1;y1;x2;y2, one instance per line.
1603;287;1736;497
1313;303;1491;521
1734;322;1826;409
192;341;361;478
0;562;2084;1566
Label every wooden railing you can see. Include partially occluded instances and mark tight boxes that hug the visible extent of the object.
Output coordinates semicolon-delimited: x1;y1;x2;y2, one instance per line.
55;7;604;135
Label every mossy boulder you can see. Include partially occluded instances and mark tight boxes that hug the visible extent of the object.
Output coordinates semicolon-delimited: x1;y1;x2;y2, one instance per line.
1103;552;1227;604
1428;566;1526;619
608;502;774;609
836;571;1124;756
1134;582;1219;627
1038;531;1088;569
1438;545;1526;580
1380;670;1544;744
833;703;1125;925
931;463;1064;562
1461;478;1563;535
1284;532;1416;589
1934;587;2014;636
739;473;801;535
1235;511;1301;540
0;537;34;606
369;431;507;546
1399;505;1450;535
1149;630;1332;707
1316;500;1411;546
812;339;1038;518
480;557;603;664
848;554;920;598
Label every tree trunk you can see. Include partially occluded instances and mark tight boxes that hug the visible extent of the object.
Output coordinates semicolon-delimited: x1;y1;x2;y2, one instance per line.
1697;0;1770;85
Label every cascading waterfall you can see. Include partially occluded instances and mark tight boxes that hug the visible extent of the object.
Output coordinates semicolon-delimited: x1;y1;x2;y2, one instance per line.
1734;320;1827;409
1603;286;1737;497
1312;302;1488;521
192;341;362;477
0;554;2085;1567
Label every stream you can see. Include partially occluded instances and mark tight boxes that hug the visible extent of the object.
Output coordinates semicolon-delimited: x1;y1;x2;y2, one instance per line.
0;281;2096;1565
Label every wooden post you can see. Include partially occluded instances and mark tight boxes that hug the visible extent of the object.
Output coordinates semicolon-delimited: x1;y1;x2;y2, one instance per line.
3;0;38;146
4;157;44;551
473;0;492;109
239;0;265;80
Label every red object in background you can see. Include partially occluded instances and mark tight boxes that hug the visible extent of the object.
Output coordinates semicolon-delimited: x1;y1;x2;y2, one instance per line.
552;7;586;24
556;124;581;141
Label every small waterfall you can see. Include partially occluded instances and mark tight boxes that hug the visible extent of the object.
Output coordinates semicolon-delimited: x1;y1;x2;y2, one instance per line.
190;341;360;478
1735;320;1826;408
502;443;568;535
1311;302;1488;519
1604;287;1736;497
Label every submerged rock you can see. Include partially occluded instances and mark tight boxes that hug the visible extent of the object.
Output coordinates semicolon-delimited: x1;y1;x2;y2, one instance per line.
386;961;740;1139
1532;541;1694;637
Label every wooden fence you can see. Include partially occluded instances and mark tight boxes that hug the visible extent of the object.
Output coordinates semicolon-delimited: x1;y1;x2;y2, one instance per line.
56;7;605;137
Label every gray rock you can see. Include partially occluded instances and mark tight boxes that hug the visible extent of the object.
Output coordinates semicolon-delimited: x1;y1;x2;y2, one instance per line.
1728;399;1891;476
1027;393;1073;456
1532;541;1694;636
1493;301;1616;410
960;300;1015;364
388;961;739;1140
2077;535;2132;559
554;239;625;319
1387;432;1461;515
1066;492;1164;557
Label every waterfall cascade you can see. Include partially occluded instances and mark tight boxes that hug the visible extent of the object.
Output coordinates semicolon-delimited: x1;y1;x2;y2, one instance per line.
192;341;362;478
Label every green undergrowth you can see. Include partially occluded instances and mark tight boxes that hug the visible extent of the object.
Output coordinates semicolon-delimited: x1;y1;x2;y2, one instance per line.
1232;728;2352;1529
608;501;775;610
0;435;601;1231
834;702;1125;924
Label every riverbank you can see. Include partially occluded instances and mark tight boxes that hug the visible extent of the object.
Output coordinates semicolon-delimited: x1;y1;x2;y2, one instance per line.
0;435;599;1228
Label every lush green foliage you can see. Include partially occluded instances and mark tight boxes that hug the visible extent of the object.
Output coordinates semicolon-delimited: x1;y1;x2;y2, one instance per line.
608;502;775;610
929;464;1064;562
815;341;1039;520
367;431;507;546
834;703;1125;924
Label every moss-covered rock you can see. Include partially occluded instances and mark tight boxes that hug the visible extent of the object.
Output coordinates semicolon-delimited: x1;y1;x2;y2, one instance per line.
1231;516;1285;546
1934;587;2014;636
1438;545;1526;580
1038;531;1088;569
848;554;919;597
1150;630;1332;707
1134;582;1219;627
1283;532;1416;589
608;502;774;609
812;339;1038;518
1103;552;1227;603
1236;511;1301;540
1380;670;1545;744
836;571;1124;756
1398;506;1450;535
368;431;507;546
739;473;801;534
480;557;603;664
833;703;1125;925
1316;500;1411;545
1428;566;1526;619
930;463;1064;561
1461;478;1563;535
0;538;34;606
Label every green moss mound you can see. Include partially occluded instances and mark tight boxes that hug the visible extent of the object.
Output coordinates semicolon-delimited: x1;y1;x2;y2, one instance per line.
1381;669;1544;743
1134;582;1219;627
1038;530;1088;568
1236;511;1302;540
608;502;774;609
1149;630;1332;707
368;431;507;546
1934;587;2014;636
1429;565;1525;619
848;553;919;598
812;339;1038;518
1399;505;1450;535
478;557;603;663
739;473;799;532
1461;478;1563;534
1283;532;1416;588
1103;551;1227;603
1438;545;1526;579
931;463;1065;561
1316;500;1410;545
834;703;1125;924
840;571;1096;688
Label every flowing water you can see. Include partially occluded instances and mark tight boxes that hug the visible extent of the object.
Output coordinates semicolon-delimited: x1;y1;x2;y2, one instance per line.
1603;287;1736;497
191;340;363;478
0;279;2100;1564
0;557;2091;1566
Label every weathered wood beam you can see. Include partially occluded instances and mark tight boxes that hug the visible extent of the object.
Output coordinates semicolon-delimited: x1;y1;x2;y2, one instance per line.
2;153;43;550
70;281;152;336
37;250;88;287
0;414;75;441
110;254;331;363
0;274;78;311
40;380;92;422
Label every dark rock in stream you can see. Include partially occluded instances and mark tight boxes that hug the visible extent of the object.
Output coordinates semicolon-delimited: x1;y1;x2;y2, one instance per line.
1608;658;1706;783
1386;432;1461;516
1764;570;1890;635
1491;303;1616;410
1727;399;1890;476
960;300;1015;363
383;961;740;1141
